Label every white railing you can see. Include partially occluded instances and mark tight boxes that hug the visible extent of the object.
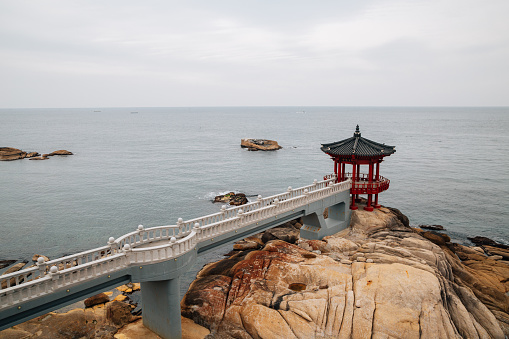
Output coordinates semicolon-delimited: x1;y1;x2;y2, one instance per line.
0;175;351;310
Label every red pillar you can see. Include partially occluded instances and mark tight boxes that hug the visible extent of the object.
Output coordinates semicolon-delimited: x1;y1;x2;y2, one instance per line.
356;164;361;201
350;162;358;210
365;161;374;211
334;158;338;179
342;163;346;181
338;160;342;182
374;162;381;208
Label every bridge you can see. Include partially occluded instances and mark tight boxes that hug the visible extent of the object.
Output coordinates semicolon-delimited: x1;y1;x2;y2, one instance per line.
0;175;352;339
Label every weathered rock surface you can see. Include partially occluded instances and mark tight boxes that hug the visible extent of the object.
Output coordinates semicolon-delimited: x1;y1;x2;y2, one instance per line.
241;138;282;151
181;205;509;338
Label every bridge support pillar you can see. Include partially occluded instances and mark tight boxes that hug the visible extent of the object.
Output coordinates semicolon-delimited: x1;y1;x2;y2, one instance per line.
141;278;182;339
300;199;350;240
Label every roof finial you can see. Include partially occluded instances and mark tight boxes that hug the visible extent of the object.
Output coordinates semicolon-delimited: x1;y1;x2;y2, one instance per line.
354;124;361;137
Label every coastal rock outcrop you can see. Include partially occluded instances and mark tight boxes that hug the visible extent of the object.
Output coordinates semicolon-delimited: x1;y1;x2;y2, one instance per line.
181;205;509;338
241;139;282;151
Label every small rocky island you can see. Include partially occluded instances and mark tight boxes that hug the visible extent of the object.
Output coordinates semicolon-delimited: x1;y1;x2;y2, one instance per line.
0;147;73;161
241;139;282;151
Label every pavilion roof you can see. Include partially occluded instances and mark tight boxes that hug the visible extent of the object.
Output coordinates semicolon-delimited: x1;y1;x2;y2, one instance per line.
321;125;396;158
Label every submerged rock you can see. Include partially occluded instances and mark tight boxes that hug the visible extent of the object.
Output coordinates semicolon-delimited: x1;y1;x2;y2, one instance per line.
241;138;282;151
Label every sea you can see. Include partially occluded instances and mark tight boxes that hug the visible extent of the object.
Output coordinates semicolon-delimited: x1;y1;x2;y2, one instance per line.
1;106;508;295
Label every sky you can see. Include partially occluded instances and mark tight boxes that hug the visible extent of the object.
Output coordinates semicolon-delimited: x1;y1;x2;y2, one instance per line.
1;0;508;108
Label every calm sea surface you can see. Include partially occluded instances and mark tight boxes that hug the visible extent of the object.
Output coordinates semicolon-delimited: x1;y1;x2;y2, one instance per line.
1;107;508;293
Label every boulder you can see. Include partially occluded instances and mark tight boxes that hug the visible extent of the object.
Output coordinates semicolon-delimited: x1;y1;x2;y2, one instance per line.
25;152;40;158
84;293;110;308
28;156;48;160
241;139;282;151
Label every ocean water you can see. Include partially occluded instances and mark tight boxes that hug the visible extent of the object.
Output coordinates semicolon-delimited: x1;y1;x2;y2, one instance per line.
1;107;508;293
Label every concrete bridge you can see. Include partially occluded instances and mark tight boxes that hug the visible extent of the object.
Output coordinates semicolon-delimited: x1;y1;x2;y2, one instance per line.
0;175;352;338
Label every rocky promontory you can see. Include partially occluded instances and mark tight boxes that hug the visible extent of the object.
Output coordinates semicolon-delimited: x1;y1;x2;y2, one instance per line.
181;204;509;338
241;139;282;151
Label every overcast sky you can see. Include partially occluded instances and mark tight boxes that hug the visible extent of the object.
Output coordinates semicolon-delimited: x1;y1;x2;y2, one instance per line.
1;0;508;108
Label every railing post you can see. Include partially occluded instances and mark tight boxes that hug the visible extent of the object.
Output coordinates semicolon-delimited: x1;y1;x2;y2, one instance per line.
137;225;145;243
176;218;183;235
193;223;201;240
36;256;47;276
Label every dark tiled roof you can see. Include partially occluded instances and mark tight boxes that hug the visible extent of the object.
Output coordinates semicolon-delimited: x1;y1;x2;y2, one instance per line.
321;125;396;157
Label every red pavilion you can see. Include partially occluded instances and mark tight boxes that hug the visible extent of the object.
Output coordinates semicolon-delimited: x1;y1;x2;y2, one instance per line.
321;125;396;211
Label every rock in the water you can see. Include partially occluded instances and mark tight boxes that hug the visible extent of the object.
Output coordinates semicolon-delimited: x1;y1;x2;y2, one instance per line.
29;156;48;160
0;147;26;161
213;192;248;206
241;138;282;151
84;293;110;308
48;150;73;156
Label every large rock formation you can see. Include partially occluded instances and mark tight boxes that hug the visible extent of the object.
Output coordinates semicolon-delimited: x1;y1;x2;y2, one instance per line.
241;139;282;151
181;206;509;338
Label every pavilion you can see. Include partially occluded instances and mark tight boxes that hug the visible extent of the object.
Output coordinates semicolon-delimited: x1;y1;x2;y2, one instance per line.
321;125;396;211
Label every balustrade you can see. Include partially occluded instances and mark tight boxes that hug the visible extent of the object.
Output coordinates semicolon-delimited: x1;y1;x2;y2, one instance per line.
1;175;351;312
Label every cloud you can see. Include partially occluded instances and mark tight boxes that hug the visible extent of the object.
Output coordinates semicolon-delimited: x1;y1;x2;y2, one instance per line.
0;0;508;107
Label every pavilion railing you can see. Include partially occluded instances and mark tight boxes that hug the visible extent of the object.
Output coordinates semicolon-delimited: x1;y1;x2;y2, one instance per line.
343;173;390;194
